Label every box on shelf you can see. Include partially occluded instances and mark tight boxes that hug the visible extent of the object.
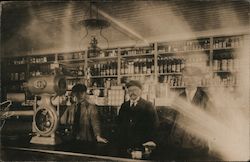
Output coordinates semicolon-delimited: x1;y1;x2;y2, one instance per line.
108;89;125;106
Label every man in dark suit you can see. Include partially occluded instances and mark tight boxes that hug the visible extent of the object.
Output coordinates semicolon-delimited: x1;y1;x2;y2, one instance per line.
117;80;159;150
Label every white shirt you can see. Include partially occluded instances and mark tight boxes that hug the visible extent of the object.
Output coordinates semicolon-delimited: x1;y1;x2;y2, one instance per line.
185;88;197;102
130;97;140;107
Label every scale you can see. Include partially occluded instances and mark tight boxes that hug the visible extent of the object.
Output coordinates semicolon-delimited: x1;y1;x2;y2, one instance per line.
27;75;66;145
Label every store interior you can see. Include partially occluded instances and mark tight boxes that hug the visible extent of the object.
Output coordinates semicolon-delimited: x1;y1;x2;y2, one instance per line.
1;1;249;161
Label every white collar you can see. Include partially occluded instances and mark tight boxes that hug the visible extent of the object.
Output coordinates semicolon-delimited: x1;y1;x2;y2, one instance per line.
185;88;197;102
130;97;140;106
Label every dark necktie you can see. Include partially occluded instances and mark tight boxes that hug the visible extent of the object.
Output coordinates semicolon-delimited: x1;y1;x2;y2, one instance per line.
73;103;81;134
131;102;136;108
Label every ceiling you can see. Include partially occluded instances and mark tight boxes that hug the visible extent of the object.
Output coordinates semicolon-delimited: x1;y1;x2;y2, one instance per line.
1;0;249;56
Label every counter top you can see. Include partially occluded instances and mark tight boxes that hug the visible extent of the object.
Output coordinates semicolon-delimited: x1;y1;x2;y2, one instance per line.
1;136;220;161
1;137;149;162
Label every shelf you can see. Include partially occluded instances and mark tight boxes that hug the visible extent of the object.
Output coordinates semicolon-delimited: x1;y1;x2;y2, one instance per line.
213;70;235;73
169;86;186;89
212;47;242;51
88;56;118;61
158;72;182;75
91;75;118;78
28;61;55;64
208;85;238;87
65;76;85;79
58;59;85;63
121;53;154;58
120;73;154;77
2;34;245;103
158;49;210;55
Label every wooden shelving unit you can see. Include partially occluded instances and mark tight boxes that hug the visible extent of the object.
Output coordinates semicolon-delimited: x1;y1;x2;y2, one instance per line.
1;34;246;102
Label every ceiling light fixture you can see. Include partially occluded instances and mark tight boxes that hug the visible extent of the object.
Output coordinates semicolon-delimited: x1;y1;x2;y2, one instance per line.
80;1;110;57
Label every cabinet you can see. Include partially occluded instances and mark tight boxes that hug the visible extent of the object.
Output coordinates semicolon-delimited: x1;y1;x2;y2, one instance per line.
211;35;243;87
1;34;246;103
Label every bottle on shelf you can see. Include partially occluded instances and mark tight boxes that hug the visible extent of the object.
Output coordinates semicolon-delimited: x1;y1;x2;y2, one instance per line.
176;58;181;73
158;57;163;73
167;57;172;73
113;61;117;75
146;58;151;74
121;60;125;75
78;66;84;76
142;58;147;74
125;61;129;75
134;59;139;74
105;63;110;76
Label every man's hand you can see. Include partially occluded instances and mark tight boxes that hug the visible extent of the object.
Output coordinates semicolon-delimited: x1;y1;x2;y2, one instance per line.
96;135;108;143
143;141;156;156
142;141;156;148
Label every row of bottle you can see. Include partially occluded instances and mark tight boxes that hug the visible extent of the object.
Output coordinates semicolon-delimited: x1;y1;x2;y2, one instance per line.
58;52;85;61
213;59;239;71
158;39;210;53
121;58;155;75
9;72;26;81
158;57;185;73
29;64;52;77
160;75;211;87
29;57;49;63
211;75;237;86
91;78;118;89
9;56;54;65
10;58;26;65
90;62;118;76
161;75;184;87
213;36;243;49
121;48;153;56
29;70;50;77
98;50;118;58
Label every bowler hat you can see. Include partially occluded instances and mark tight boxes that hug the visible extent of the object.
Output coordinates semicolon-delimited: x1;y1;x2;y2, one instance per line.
126;80;142;89
72;84;87;93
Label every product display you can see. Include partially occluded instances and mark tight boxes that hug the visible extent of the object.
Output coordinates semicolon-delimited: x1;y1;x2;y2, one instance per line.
2;35;243;103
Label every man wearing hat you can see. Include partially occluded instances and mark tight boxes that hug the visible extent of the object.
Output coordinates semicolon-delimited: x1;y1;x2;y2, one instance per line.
117;80;159;151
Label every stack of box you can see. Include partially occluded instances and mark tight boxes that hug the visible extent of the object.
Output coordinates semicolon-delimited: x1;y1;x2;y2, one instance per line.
108;86;125;106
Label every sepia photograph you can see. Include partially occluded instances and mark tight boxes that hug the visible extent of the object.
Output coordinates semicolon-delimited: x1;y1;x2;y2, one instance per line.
0;0;249;161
